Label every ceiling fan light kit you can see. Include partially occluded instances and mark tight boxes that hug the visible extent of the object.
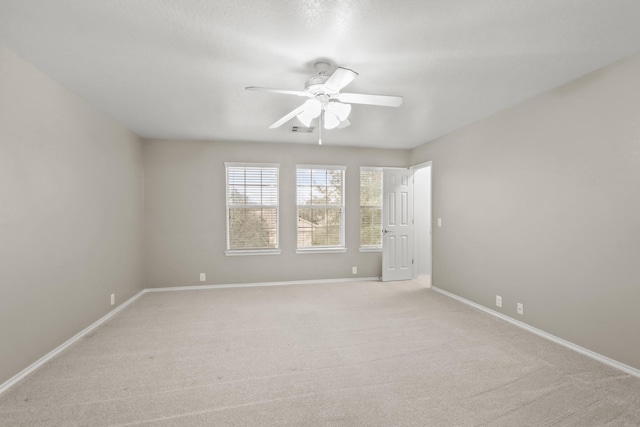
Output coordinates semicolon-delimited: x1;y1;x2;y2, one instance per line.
246;61;403;144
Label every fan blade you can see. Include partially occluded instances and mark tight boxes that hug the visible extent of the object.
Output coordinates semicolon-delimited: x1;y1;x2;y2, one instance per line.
246;86;309;97
338;92;403;107
326;102;351;121
269;104;307;128
323;67;358;92
337;119;351;129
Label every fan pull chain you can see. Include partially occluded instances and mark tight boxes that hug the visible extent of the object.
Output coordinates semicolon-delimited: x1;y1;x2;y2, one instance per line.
319;110;323;145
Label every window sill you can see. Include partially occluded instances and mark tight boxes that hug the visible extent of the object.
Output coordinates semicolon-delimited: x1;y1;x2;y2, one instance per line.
296;247;347;255
359;247;382;253
225;249;281;257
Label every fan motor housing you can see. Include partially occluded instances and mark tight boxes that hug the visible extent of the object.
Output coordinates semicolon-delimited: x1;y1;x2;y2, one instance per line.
305;75;333;96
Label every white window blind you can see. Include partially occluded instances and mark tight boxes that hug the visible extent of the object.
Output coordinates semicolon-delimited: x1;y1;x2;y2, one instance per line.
360;168;383;249
296;166;345;249
225;163;279;253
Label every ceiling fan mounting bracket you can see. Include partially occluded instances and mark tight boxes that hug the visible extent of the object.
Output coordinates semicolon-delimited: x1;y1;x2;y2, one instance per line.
313;61;331;75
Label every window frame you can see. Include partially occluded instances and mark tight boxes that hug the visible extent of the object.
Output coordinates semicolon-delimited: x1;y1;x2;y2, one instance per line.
295;164;347;254
224;162;281;256
359;167;384;252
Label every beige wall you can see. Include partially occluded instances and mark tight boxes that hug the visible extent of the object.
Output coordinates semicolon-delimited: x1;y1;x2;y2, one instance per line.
411;53;640;370
143;139;409;287
0;46;144;384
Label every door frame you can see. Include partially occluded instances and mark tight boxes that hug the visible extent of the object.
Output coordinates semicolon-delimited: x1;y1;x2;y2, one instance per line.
410;161;433;281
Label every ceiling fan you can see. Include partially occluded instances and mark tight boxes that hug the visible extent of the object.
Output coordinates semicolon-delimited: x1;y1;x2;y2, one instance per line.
246;62;403;144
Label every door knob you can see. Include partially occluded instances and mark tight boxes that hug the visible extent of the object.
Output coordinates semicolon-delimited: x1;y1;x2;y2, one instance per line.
382;229;391;234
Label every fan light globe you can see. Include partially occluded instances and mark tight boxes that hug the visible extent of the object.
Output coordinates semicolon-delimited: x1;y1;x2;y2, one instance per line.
297;111;313;127
297;99;322;126
327;102;351;121
324;111;340;129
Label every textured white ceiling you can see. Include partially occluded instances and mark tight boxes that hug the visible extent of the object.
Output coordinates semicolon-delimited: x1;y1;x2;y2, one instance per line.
1;1;640;149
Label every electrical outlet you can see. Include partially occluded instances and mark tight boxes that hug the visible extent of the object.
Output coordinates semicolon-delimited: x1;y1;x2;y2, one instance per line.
517;303;524;315
200;273;206;282
352;266;357;274
496;295;502;308
110;294;115;306
437;218;442;227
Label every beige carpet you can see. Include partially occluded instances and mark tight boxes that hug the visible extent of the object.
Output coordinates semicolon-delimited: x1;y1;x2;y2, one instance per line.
1;280;640;426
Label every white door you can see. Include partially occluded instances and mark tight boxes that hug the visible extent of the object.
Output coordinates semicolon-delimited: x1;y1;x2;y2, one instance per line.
382;168;414;281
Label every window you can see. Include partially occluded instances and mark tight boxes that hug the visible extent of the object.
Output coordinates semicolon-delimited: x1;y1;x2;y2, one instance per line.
296;165;346;252
225;163;279;255
360;168;383;251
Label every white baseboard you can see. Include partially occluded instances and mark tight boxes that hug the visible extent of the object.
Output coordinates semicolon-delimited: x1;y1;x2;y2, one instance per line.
431;286;640;379
16;277;633;399
0;289;146;396
146;277;381;293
